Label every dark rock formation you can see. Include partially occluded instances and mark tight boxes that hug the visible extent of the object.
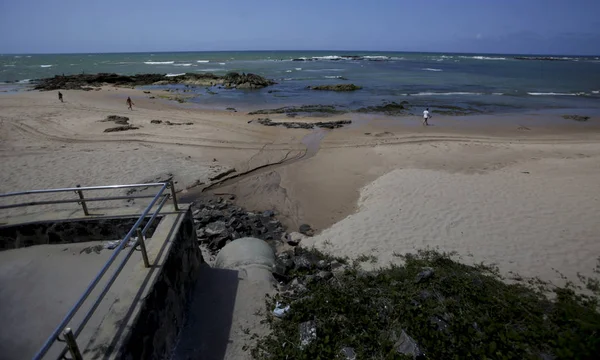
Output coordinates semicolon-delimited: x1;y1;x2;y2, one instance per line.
222;72;276;89
192;196;284;252
562;114;590;122
415;267;435;283
33;72;275;91
248;104;346;116
102;115;130;125
104;125;139;133
392;330;425;359
356;101;408;115
308;84;362;91
299;224;315;236
252;118;351;129
514;57;568;61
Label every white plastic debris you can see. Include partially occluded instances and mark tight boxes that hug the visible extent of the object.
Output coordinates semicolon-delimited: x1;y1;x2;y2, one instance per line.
103;241;120;250
273;302;290;318
103;238;138;250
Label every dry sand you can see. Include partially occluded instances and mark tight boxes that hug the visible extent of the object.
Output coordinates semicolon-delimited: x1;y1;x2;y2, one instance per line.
2;87;600;358
303;154;600;284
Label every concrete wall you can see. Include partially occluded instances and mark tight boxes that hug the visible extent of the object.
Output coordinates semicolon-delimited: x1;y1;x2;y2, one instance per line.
116;207;203;360
0;217;160;251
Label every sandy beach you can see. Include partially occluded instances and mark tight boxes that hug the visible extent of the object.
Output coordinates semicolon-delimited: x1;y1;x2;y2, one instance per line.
2;86;600;286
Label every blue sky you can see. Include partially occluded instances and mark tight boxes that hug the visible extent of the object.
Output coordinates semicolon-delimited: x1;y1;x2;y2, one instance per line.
1;0;599;54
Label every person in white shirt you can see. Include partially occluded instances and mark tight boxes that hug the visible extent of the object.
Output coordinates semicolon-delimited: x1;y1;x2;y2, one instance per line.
423;108;431;126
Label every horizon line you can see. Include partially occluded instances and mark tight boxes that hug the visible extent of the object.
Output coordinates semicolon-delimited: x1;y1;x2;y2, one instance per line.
1;49;598;57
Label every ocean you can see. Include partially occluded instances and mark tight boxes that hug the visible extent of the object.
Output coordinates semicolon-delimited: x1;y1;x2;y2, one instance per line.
1;51;599;114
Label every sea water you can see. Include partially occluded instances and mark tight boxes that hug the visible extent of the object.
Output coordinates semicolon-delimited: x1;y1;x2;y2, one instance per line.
1;51;599;113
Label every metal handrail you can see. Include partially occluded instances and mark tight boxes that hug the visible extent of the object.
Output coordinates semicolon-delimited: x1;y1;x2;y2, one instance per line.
0;183;168;198
53;194;172;360
0;181;181;360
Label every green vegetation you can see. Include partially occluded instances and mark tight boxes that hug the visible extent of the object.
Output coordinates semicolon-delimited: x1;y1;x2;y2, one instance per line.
253;249;600;359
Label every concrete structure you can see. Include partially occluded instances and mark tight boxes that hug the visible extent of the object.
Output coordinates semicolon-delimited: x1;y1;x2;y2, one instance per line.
173;237;276;360
0;203;203;360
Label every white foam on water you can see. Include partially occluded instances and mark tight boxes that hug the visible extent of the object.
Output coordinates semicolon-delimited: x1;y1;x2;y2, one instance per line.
144;61;174;65
26;56;31;58
462;56;507;61
197;69;222;72
422;68;443;72
219;62;226;65
14;56;21;58
40;65;52;68
313;55;342;60
295;68;302;71
492;93;504;95
389;57;405;60
412;92;483;96
304;68;345;72
196;60;209;63
527;92;578;96
363;56;390;60
285;70;292;73
3;65;15;67
324;75;343;79
173;63;193;67
18;79;31;83
165;73;185;77
592;90;599;94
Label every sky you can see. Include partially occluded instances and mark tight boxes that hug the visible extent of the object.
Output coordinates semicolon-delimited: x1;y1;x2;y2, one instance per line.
1;0;599;55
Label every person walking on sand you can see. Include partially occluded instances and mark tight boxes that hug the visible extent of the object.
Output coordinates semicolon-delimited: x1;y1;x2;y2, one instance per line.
126;96;134;110
58;91;63;103
423;107;431;126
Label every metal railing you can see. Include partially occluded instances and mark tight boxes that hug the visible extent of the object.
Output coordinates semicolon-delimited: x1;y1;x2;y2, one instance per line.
0;181;181;360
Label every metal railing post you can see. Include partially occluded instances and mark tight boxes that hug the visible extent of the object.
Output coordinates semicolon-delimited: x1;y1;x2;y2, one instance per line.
63;328;83;360
75;185;89;216
136;228;150;268
169;181;179;211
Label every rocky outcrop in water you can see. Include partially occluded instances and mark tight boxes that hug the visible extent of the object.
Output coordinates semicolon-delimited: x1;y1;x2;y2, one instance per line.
355;101;408;115
514;57;569;61
291;55;394;62
222;72;276;89
33;72;276;91
308;84;362;91
562;114;590;122
248;105;346;116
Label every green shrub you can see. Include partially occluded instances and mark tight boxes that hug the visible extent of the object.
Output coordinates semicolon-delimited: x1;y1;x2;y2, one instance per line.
252;249;600;359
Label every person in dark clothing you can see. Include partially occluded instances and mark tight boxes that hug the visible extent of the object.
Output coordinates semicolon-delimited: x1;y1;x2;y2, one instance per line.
126;96;134;110
58;91;63;103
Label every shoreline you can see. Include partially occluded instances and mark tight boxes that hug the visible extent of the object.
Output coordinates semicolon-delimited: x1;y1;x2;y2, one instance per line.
1;87;600;285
